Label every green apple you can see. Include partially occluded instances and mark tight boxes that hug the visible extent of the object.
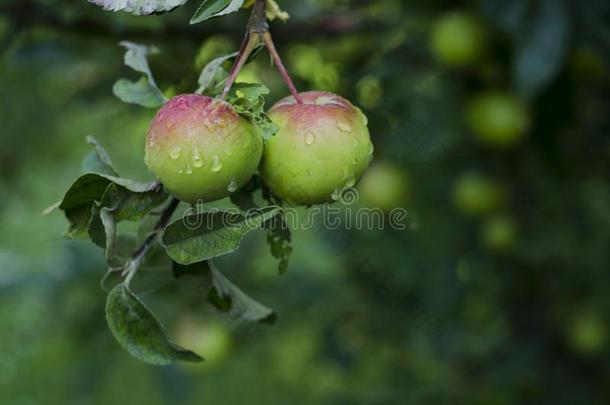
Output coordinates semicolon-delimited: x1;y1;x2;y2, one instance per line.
145;94;263;203
465;92;529;147
452;172;504;216
430;11;485;68
174;316;232;368
260;91;374;205
480;214;517;253
358;162;409;212
568;312;607;355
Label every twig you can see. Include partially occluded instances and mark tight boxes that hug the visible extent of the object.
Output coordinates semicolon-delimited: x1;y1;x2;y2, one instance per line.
124;197;180;286
261;31;303;104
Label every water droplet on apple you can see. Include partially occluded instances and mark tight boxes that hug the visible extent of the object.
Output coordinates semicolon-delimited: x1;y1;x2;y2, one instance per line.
331;189;342;201
337;121;352;132
305;131;315;146
344;175;355;189
308;170;314;177
186;165;193;175
227;179;238;192
178;168;184;174
211;156;222;172
224;147;233;156
169;146;182;160
192;148;203;168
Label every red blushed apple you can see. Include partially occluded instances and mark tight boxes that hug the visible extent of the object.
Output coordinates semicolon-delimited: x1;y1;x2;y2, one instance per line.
260;91;374;205
145;94;263;203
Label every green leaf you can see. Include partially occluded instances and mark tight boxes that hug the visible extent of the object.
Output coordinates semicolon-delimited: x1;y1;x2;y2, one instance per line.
114;42;167;107
59;173;164;239
196;52;238;95
227;83;279;139
88;0;189;16
162;206;280;265
88;183;167;264
196;45;265;95
81;136;118;176
106;284;203;365
120;42;160;83
190;0;244;24
207;262;276;324
113;77;166;108
265;212;292;274
513;0;570;100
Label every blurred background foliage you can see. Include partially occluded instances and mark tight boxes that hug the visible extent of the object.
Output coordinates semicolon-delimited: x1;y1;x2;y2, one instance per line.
1;0;610;403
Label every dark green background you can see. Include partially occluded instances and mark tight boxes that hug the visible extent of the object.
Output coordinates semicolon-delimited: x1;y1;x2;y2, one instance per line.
0;0;609;403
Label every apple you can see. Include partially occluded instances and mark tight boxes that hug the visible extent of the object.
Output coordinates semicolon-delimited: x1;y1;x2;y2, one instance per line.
145;94;263;203
173;316;232;368
430;11;486;68
260;91;373;205
358;162;409;212
479;214;517;253
465;92;529;147
452;172;504;216
568;312;607;355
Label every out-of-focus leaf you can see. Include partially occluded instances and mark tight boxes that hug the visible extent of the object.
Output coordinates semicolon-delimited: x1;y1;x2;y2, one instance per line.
162;206;280;264
513;0;570;100
81;136;118;176
88;0;189;16
114;42;167;107
196;44;264;95
113;77;166;108
207;262;276;324
196;52;238;94
106;284;203;365
190;0;244;24
120;42;159;83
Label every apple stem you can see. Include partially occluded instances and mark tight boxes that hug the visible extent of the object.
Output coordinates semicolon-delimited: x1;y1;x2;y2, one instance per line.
262;32;304;104
220;32;260;100
219;0;303;104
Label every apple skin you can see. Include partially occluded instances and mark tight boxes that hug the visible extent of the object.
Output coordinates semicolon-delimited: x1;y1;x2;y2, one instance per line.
260;91;373;205
465;92;529;148
145;94;263;203
430;12;485;67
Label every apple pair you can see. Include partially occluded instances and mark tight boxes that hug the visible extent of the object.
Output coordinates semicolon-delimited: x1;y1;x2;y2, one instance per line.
145;91;373;206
